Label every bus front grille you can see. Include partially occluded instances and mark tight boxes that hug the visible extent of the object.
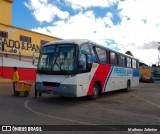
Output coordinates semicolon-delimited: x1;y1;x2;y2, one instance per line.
43;82;60;87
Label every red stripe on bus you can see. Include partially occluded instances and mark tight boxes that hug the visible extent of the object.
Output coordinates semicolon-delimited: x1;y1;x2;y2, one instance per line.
87;64;112;96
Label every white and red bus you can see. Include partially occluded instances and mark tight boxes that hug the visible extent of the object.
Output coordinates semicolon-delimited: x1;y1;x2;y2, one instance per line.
35;39;139;99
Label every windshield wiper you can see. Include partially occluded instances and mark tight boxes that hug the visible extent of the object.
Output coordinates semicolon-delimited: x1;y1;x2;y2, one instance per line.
52;56;65;71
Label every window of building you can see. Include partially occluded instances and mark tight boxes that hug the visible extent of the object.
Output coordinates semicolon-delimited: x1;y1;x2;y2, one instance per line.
118;54;126;67
110;52;117;65
95;47;107;63
20;35;31;43
127;57;132;68
0;31;8;38
41;40;49;46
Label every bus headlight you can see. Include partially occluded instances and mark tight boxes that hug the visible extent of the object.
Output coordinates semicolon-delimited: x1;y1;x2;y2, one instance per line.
65;75;72;78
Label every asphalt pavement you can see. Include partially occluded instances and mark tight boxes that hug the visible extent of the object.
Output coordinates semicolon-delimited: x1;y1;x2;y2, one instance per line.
0;78;160;134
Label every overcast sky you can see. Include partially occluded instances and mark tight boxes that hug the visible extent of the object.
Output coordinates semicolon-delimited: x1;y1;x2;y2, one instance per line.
12;0;160;66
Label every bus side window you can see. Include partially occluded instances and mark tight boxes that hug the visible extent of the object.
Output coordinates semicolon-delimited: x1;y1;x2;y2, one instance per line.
80;44;92;70
118;54;125;67
127;57;132;68
110;51;117;66
136;60;139;69
132;59;136;68
91;47;98;63
95;47;107;64
81;44;90;54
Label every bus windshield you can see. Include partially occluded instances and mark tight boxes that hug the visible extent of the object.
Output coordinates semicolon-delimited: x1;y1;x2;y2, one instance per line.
37;44;77;73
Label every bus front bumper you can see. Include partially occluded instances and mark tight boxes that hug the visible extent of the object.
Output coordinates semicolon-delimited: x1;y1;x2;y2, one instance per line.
35;82;77;97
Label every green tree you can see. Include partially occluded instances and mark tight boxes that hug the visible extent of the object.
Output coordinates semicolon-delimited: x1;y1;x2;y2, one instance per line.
125;51;149;67
125;51;134;56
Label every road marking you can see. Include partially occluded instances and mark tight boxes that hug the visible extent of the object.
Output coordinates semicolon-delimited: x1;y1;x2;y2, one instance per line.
24;100;144;134
130;93;160;109
24;99;143;134
24;100;95;125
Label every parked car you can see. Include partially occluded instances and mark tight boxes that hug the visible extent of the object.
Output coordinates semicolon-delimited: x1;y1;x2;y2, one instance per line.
139;77;151;83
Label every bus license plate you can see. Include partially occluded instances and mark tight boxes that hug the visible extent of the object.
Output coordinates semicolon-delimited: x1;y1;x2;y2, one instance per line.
46;86;53;91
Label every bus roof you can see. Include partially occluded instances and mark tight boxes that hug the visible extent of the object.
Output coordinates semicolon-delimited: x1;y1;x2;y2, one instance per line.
44;39;139;60
45;39;90;46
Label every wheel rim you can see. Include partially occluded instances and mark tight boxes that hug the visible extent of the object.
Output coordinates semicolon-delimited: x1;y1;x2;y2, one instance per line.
89;83;99;100
93;87;97;96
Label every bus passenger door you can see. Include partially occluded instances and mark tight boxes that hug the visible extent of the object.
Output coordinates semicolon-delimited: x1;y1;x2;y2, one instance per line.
76;44;94;96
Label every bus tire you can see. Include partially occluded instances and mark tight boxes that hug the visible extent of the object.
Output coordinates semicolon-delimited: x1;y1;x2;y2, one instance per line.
89;83;99;100
125;81;131;92
39;93;42;97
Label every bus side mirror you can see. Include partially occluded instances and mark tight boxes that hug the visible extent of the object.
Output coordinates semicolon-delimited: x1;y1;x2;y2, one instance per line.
78;54;87;70
78;54;92;71
32;55;38;66
32;52;39;66
86;55;92;71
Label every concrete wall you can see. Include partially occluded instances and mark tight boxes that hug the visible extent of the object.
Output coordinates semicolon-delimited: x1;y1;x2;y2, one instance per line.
0;52;37;80
0;0;13;25
0;23;61;57
0;56;2;76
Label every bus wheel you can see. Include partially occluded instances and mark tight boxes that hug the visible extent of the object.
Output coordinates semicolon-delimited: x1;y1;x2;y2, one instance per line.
89;83;99;100
39;93;42;97
125;81;131;92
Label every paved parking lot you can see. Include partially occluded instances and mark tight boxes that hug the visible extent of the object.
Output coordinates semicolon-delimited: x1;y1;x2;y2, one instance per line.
0;78;160;133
